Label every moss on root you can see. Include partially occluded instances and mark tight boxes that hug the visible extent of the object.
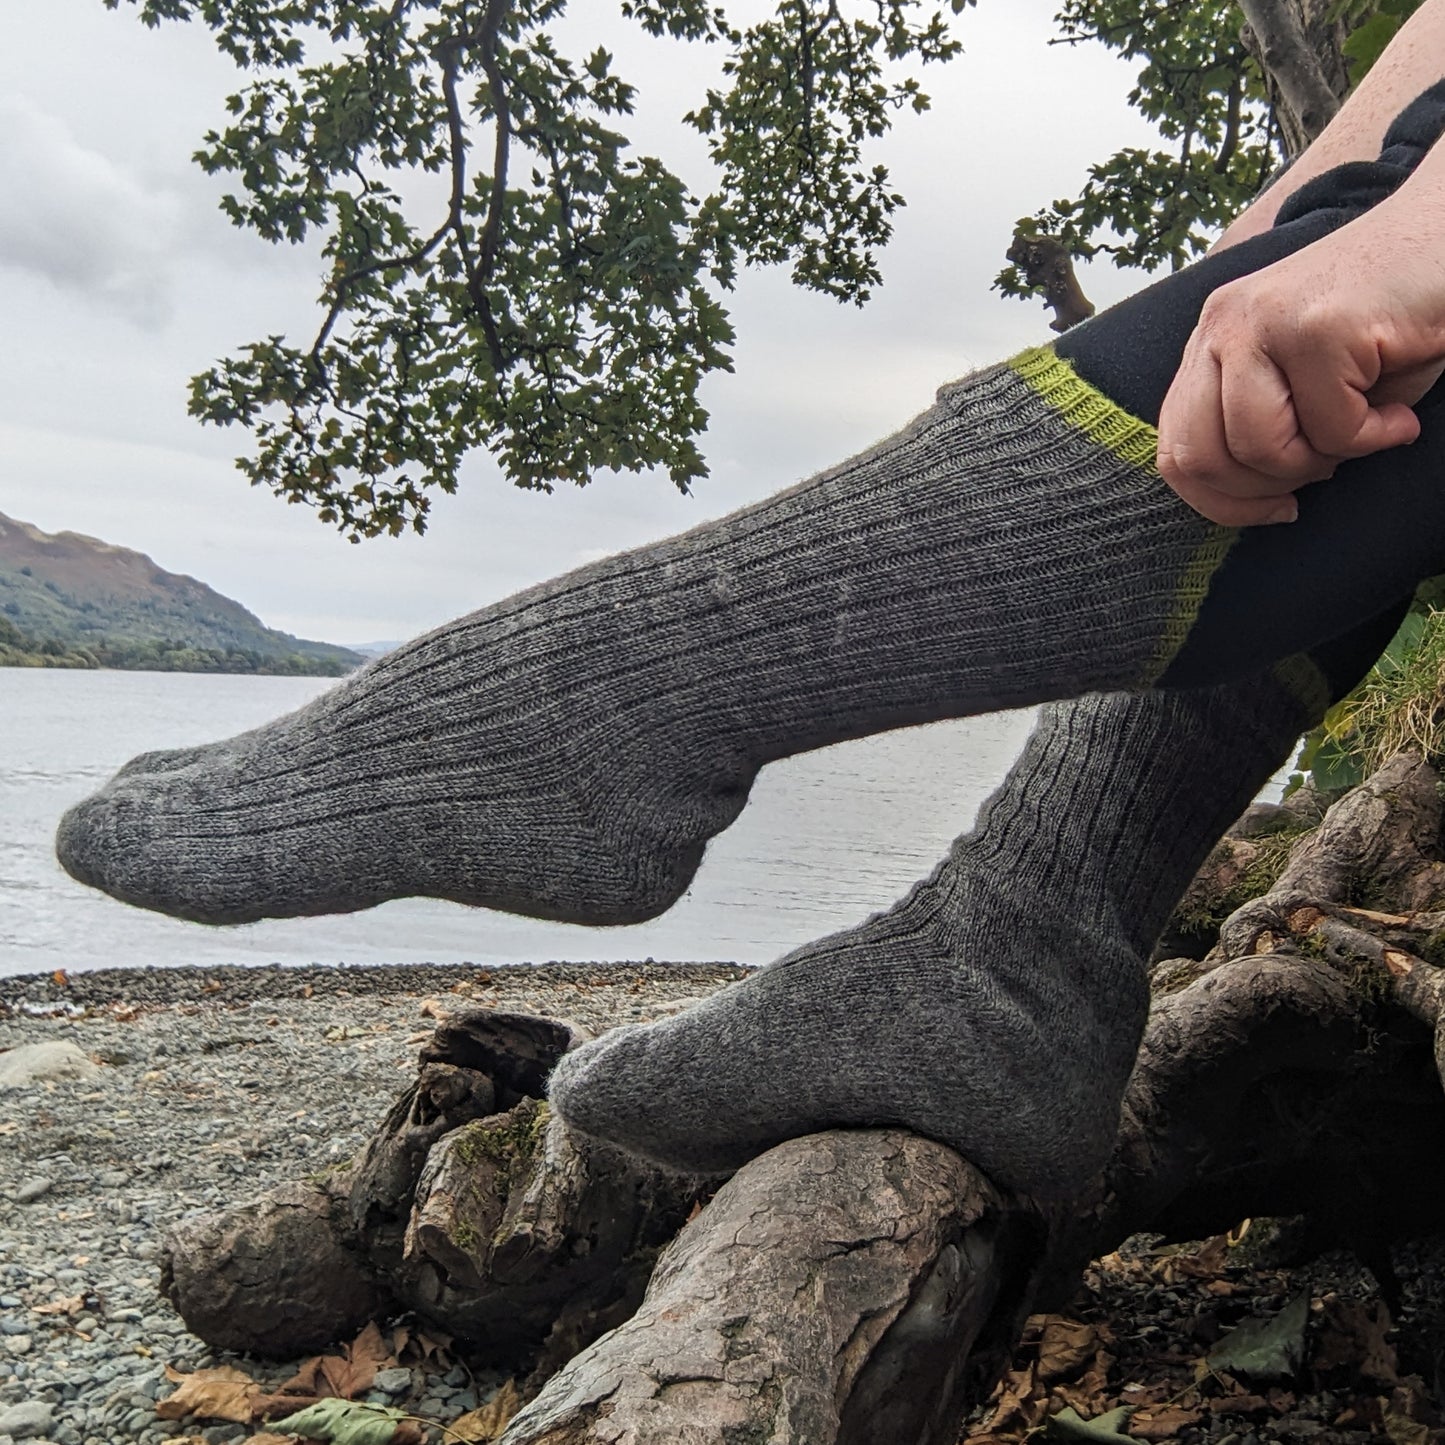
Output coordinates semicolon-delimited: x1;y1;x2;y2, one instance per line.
1165;826;1310;956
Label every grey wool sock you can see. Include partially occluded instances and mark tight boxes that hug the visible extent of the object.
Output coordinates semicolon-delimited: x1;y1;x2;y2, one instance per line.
54;111;1444;928
56;355;1235;926
548;655;1347;1199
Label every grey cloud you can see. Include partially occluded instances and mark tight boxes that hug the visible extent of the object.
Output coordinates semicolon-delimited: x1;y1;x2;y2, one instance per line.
0;96;182;326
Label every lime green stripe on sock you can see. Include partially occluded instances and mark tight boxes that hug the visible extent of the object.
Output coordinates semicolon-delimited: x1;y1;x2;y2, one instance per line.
1270;654;1334;725
1008;347;1241;684
1009;346;1160;471
1141;526;1240;684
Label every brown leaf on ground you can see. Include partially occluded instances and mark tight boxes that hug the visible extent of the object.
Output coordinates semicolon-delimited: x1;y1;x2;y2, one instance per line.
448;1380;522;1442
33;1294;84;1316
1206;1392;1275;1414
248;1435;300;1445
1034;1316;1100;1382
1381;1377;1445;1445
972;1361;1047;1439
408;1327;453;1365
1053;1350;1115;1417
274;1321;396;1402
156;1364;261;1423
1312;1296;1399;1386
1159;1234;1229;1283
1129;1405;1204;1440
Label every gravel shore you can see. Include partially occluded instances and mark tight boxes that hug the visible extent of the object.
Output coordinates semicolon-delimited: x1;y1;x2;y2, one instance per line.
0;961;747;1445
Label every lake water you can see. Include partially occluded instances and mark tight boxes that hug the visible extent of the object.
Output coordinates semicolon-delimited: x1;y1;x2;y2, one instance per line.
0;668;1041;978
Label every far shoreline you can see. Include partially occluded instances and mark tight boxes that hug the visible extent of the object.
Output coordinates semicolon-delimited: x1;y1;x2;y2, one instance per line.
0;958;752;1013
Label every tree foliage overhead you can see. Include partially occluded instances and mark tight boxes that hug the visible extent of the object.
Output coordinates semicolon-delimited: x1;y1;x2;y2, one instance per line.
995;0;1423;299
108;0;966;539
110;0;1417;539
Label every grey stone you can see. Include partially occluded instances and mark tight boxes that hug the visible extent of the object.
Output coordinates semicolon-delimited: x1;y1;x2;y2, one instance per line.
11;1182;52;1207
372;1367;411;1396
0;1045;98;1090
1;1341;29;1359
0;1401;55;1439
94;1174;128;1190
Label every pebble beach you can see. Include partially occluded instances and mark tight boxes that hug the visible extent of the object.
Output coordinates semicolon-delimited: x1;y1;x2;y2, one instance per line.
0;961;747;1445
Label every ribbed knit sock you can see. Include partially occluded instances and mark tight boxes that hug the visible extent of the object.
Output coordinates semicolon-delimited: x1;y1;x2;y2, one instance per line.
549;607;1405;1198
55;85;1445;927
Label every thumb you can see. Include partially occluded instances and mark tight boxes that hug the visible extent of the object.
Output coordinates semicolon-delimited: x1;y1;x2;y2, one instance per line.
1344;401;1423;457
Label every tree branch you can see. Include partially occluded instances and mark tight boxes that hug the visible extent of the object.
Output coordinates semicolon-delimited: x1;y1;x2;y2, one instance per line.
1236;0;1339;149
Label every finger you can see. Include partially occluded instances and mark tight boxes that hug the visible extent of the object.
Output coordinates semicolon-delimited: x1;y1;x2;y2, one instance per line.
1287;358;1385;459
1160;342;1323;506
1217;347;1339;486
1338;400;1424;456
1161;470;1299;527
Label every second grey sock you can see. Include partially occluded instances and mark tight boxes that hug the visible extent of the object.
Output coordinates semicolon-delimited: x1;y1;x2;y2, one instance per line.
549;659;1336;1199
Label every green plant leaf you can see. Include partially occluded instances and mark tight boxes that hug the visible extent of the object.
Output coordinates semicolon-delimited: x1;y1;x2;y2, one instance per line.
273;1398;407;1445
1045;1405;1135;1441
1206;1293;1310;1381
1341;10;1405;76
1311;733;1366;794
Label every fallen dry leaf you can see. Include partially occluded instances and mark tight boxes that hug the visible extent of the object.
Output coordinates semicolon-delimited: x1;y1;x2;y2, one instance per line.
409;1327;453;1364
247;1435;299;1445
1206;1392;1275;1415
447;1379;522;1442
975;1361;1047;1438
156;1364;260;1423
1312;1296;1398;1386
418;998;451;1021
33;1295;84;1316
1129;1404;1204;1439
1381;1377;1444;1445
275;1321;396;1402
1034;1316;1099;1382
1161;1233;1229;1282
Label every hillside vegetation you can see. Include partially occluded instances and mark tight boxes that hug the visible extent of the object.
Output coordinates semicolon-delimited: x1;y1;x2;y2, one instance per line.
0;513;360;675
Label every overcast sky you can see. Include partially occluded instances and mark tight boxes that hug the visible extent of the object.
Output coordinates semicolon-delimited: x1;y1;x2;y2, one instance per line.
0;0;1163;647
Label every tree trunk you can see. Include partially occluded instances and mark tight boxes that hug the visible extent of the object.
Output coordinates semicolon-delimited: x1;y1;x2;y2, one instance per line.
1238;0;1351;157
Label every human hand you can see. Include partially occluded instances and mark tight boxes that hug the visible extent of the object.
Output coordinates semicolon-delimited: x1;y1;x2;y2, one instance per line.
1157;207;1445;527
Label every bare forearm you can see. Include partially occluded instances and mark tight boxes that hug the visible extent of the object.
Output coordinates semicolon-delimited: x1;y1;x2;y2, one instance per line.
1215;0;1445;250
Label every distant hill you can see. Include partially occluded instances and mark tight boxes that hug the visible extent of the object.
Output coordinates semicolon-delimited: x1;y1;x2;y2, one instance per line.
0;512;362;675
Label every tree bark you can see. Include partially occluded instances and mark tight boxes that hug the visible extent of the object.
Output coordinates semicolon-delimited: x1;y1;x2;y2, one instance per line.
1237;0;1350;157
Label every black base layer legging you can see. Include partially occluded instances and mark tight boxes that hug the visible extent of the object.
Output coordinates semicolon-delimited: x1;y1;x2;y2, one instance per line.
1055;77;1445;690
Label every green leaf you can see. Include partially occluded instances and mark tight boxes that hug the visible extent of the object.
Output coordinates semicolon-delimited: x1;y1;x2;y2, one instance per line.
1206;1294;1310;1381
273;1398;407;1445
1310;733;1366;795
1341;11;1403;76
1045;1405;1135;1441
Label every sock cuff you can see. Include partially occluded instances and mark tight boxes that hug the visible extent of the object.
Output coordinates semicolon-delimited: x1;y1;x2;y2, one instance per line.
1007;345;1160;470
1270;653;1334;727
1006;345;1238;684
